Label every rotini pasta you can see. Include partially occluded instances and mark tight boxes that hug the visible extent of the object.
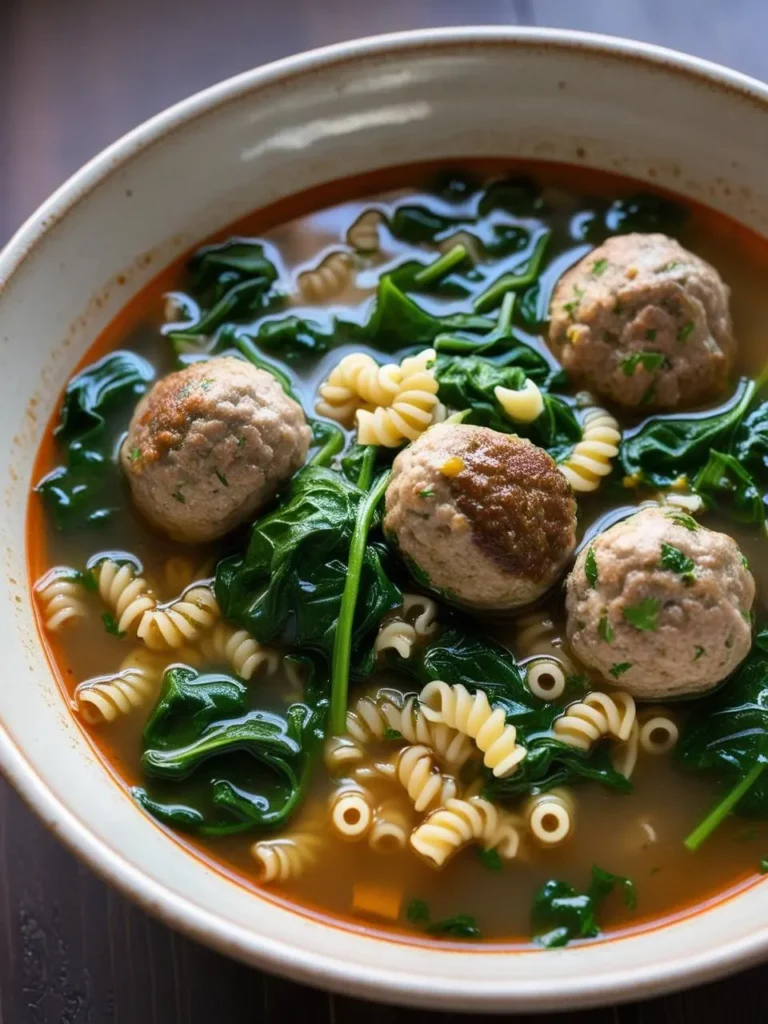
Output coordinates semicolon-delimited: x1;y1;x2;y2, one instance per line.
297;250;354;303
137;585;219;650
34;568;88;632
346;690;474;771
553;690;636;751
368;798;412;855
75;647;171;725
410;795;522;868
161;555;213;598
316;352;402;424
373;593;439;660
394;744;459;813
199;622;279;680
251;830;322;884
324;734;366;774
558;406;622;493
346;210;383;253
356;349;440;447
514;611;574;668
638;710;679;755
525;789;575;847
419;682;527;778
438;230;483;263
95;559;157;634
525;658;568;702
612;720;640;780
329;783;375;840
494;379;545;424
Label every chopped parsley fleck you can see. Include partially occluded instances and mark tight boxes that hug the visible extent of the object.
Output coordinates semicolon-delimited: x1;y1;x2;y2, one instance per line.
598;614;614;643
742;610;753;624
610;662;632;679
177;384;191;399
644;328;657;341
172;490;186;504
760;859;768;874
742;555;750;570
215;470;229;487
620;351;666;377
406;899;431;925
383;727;403;741
585;547;599;587
640;382;656;406
200;377;215;392
476;847;504;872
101;611;125;638
656;260;680;273
237;436;246;448
622;597;660;632
677;321;695;342
614;300;624;314
591;258;609;276
693;646;706;662
563;299;579;319
666;511;698;531
128;447;142;462
725;636;734;649
659;542;696;583
419;488;434;499
428;915;481;939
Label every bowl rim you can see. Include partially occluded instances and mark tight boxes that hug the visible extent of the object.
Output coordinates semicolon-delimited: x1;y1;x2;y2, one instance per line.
4;24;768;1010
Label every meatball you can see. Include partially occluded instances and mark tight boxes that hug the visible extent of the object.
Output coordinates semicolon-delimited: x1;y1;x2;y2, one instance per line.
120;357;310;542
384;423;577;611
565;507;754;698
549;233;734;409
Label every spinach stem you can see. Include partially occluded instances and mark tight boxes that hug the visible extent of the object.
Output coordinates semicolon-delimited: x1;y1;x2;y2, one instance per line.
414;243;468;286
309;425;344;467
356;444;377;491
473;231;550;313
234;335;296;397
329;470;391;735
497;291;516;333
683;761;766;851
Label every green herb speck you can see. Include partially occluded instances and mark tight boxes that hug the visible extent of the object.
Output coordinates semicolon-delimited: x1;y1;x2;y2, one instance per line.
172;490;185;504
591;258;609;277
693;646;706;662
476;847;504;872
610;662;632;679
644;328;657;341
585;547;599;587
677;321;695;342
659;542;695;583
726;636;734;649
128;447;142;462
215;470;229;487
622;597;660;632
760;859;768;874
101;611;125;638
598;614;614;643
419;488;434;499
406;899;431;925
666;511;699;531
621;351;666;377
200;377;215;392
384;728;403;741
237;436;246;448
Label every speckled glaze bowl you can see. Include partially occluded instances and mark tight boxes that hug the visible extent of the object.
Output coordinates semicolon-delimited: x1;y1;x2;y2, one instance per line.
2;27;768;1012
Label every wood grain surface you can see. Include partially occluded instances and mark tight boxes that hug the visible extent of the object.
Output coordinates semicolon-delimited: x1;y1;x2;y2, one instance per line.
2;1;768;1019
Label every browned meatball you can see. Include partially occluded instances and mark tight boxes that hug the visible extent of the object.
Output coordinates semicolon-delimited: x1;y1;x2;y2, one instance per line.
384;423;577;611
120;357;311;543
550;233;735;408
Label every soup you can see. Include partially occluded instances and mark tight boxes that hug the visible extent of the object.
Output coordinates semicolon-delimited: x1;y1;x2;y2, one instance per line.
28;161;768;947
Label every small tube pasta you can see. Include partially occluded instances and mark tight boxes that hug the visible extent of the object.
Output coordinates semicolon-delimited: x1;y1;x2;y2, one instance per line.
553;691;636;750
419;681;527;777
638;710;679;755
525;789;575;847
329;783;374;840
394;744;458;813
494;379;545;424
558;406;622;493
95;559;156;634
410;796;522;868
34;568;88;632
525;658;567;702
137;585;220;650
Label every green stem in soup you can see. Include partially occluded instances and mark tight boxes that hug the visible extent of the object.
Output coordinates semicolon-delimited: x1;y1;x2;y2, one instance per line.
309;421;345;468
329;469;391;735
413;243;469;287
684;762;767;852
472;231;550;313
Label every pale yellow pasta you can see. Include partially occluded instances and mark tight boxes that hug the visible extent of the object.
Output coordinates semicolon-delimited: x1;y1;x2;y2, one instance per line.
558;406;622;493
316;352;401;424
356;349;440;447
324;734;366;774
612;720;640;780
95;559;157;634
199;622;279;680
401;593;439;637
329;783;375;840
137;585;220;650
494;379;545;424
419;681;527;777
410;795;522;868
161;555;213;598
514;611;574;669
373;620;417;660
438;230;483;263
34;568;88;632
525;658;568;702
368;798;412;855
346;209;383;253
553;690;636;751
373;593;439;660
75;648;173;725
297;250;354;303
394;744;459;813
638;710;679;755
345;690;474;771
251;831;322;884
525;789;575;847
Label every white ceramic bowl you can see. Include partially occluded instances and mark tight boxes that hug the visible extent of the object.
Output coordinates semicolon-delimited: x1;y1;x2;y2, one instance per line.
3;26;768;1012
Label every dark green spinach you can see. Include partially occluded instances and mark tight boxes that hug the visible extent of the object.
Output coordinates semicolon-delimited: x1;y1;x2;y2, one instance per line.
531;866;637;948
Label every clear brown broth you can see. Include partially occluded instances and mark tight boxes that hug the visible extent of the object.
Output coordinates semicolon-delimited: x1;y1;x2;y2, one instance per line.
27;159;768;945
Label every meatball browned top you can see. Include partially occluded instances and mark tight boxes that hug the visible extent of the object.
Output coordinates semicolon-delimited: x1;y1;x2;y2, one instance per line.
549;233;735;409
384;423;577;611
120;357;311;543
566;507;754;699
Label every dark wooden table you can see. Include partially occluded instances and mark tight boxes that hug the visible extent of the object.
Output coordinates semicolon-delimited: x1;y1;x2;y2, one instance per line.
3;1;768;1019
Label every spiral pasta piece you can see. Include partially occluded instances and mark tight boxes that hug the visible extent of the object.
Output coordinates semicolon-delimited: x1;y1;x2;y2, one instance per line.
35;568;89;632
251;831;322;884
494;379;545;424
410;795;522;868
356;349;440;447
346;209;383;253
553;690;636;751
199;622;279;680
373;593;439;660
525;789;575;847
96;559;157;634
297;250;354;303
394;744;459;813
346;691;474;771
75;647;172;725
525;657;568;702
316;352;402;424
419;682;527;778
329;783;374;840
514;611;573;668
161;555;213;598
558;406;622;493
369;798;412;855
137;585;219;650
438;230;483;263
324;735;366;774
374;620;417;659
612;720;640;780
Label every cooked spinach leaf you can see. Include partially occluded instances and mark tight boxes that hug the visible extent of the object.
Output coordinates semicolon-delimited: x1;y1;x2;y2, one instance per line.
531;866;637;948
694;449;766;525
403;897;481;939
